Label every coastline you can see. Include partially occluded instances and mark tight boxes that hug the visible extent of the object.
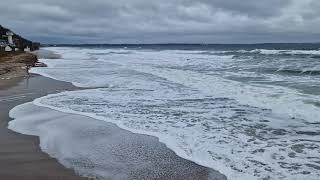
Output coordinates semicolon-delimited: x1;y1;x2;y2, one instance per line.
0;74;85;179
1;62;227;178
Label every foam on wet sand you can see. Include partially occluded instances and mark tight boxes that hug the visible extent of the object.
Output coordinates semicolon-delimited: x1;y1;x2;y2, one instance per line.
9;102;226;180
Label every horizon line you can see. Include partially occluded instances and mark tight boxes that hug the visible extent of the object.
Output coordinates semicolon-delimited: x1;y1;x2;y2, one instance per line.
42;42;320;46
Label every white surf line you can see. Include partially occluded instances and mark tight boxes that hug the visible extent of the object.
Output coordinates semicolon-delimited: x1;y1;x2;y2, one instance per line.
0;93;35;102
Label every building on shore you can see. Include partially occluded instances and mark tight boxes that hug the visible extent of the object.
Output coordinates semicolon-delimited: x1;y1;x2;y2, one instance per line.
1;31;15;52
6;31;14;45
0;40;6;51
5;45;13;52
0;25;40;52
24;46;31;52
0;39;15;52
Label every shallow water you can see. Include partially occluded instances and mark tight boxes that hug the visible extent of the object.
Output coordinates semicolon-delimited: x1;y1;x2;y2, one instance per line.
12;45;320;179
9;102;225;180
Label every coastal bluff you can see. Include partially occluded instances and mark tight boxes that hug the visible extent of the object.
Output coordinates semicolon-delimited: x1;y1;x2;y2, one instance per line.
0;25;42;81
0;25;40;51
0;52;39;81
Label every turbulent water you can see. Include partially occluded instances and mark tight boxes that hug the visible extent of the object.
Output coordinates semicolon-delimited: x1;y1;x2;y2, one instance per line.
14;45;320;179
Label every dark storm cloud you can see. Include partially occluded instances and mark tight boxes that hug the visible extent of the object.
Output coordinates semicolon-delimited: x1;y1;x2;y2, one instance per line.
0;0;319;43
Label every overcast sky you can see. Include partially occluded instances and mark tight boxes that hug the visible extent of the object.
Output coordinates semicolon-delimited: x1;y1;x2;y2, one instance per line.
1;0;319;44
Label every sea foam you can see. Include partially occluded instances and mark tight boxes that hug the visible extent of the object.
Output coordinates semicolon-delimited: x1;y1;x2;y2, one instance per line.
10;103;228;180
11;46;320;180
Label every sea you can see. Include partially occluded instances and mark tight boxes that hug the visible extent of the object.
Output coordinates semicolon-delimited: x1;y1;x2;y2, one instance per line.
9;44;320;179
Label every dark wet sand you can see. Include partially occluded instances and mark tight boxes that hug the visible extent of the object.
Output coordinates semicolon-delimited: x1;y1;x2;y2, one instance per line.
0;74;226;180
0;75;84;180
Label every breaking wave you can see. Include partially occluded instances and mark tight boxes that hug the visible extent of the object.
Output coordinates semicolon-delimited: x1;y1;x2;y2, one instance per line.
10;46;320;180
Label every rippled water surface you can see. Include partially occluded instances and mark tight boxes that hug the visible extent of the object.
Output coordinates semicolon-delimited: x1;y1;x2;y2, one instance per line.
29;45;320;180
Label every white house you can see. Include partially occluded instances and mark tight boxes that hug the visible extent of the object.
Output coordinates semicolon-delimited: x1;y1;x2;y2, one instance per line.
24;46;30;52
0;40;6;46
5;45;13;52
1;31;16;52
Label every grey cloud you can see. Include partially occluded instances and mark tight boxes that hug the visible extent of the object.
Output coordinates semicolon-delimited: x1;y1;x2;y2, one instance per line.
197;0;291;17
0;0;319;43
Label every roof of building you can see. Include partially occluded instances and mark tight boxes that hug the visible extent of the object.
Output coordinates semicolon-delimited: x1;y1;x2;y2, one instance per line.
0;40;7;46
6;31;14;35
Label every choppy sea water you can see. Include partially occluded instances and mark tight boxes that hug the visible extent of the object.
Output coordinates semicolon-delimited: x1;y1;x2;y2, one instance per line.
13;45;320;179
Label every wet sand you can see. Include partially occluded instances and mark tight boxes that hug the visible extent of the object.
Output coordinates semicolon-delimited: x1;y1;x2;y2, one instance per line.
0;75;84;180
0;74;226;180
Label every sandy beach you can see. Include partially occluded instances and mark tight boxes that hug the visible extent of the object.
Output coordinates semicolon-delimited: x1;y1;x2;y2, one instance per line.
0;75;84;180
0;53;226;179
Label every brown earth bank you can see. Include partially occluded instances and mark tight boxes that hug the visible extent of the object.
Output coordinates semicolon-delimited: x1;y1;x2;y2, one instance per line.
0;52;46;89
0;52;40;79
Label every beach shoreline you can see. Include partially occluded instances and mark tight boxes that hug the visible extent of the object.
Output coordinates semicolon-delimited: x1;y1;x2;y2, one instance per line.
0;74;85;180
1;70;226;179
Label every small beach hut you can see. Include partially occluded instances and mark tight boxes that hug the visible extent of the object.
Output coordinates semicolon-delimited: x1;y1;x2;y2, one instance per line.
5;45;13;52
24;46;30;52
0;40;7;51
